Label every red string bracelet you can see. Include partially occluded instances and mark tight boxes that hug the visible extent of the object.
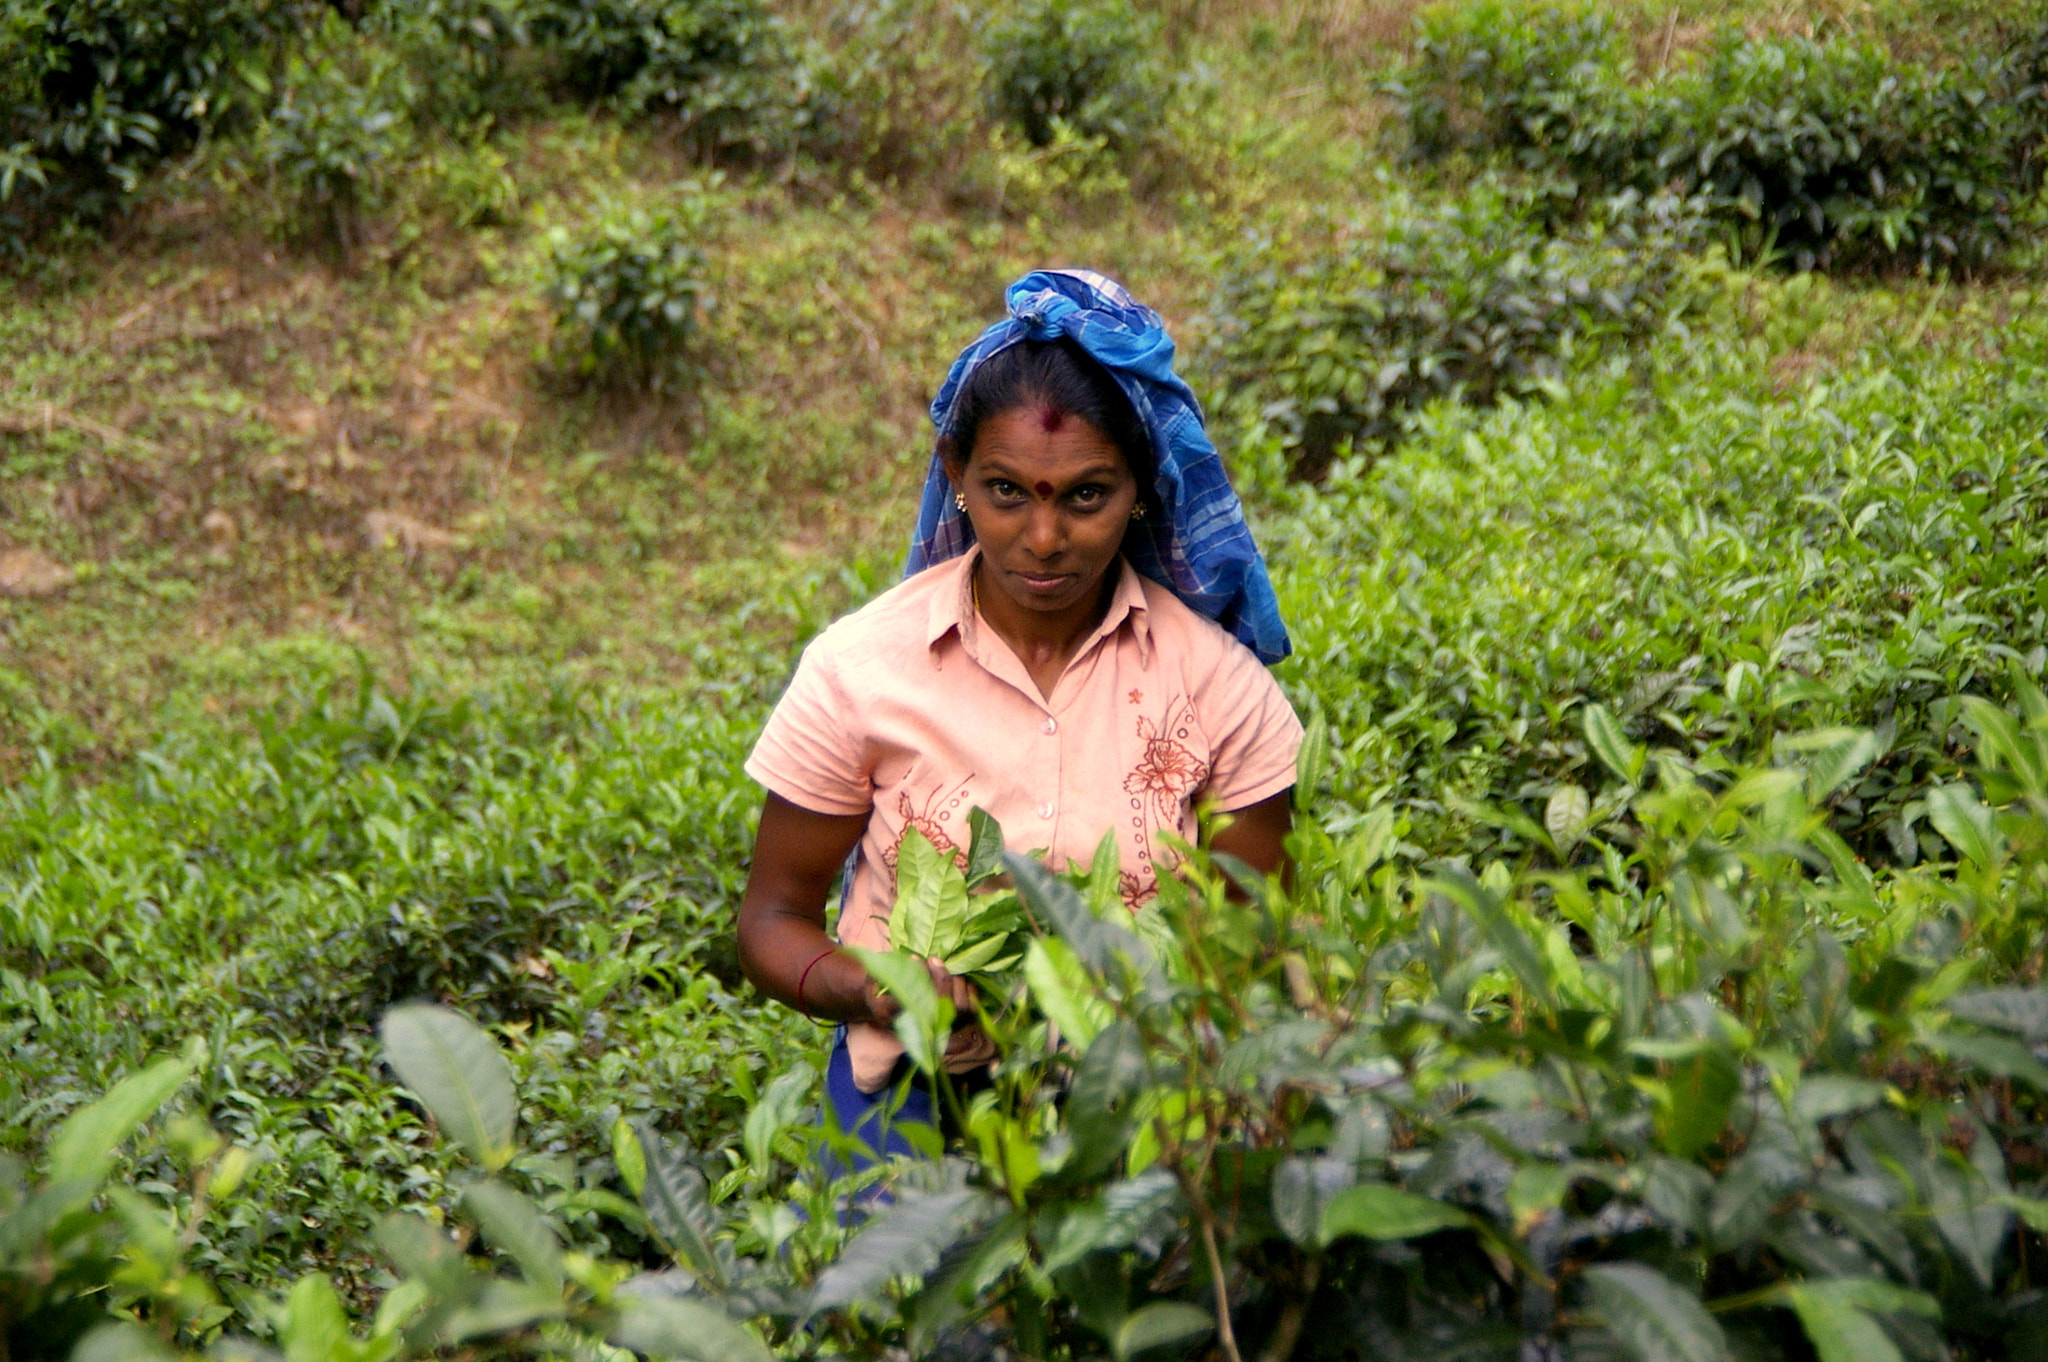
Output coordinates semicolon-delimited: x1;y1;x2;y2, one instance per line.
794;946;838;1015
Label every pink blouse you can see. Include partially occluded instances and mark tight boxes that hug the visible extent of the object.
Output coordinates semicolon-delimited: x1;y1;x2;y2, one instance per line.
746;548;1303;1090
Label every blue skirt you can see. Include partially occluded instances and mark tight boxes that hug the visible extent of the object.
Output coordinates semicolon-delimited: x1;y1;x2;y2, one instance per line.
819;1027;939;1179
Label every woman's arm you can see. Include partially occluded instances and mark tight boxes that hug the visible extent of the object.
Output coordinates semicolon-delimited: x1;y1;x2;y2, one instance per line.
737;792;974;1024
1209;787;1294;884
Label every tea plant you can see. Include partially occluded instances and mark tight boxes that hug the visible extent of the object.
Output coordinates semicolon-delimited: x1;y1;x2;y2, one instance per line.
361;0;541;137
1392;1;2048;272
0;675;809;1308
811;689;2048;1360
1258;293;2048;869
979;0;1169;150
24;697;2048;1360
0;0;288;244
805;0;981;180
0;1051;235;1359
543;186;717;391
251;17;413;256
1204;181;1709;477
529;0;805;157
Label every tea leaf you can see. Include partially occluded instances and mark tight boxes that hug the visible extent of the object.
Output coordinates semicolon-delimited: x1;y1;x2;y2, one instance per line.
1583;703;1644;784
45;1057;190;1188
380;1004;516;1171
613;1294;776;1362
1656;1045;1741;1160
1584;1263;1732;1362
1545;783;1590;855
1782;1283;1903;1362
965;806;1007;887
892;826;970;958
808;1186;997;1315
1927;783;2003;868
1114;1301;1214;1360
1320;1184;1470;1244
632;1122;727;1289
462;1180;565;1296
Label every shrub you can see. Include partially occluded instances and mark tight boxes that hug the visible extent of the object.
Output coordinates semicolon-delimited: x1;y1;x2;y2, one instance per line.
530;0;804;158
801;703;2048;1360
1271;307;2048;871
0;1055;242;1359
1393;2;2048;272
543;188;716;391
805;0;980;180
1395;0;1636;173
251;16;413;257
0;676;790;1302
417;138;521;229
1204;182;1708;478
24;711;2048;1357
979;0;1167;149
361;0;542;136
0;0;288;244
1650;31;2041;271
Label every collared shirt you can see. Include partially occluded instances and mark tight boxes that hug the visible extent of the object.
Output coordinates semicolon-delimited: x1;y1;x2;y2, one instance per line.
746;548;1303;1091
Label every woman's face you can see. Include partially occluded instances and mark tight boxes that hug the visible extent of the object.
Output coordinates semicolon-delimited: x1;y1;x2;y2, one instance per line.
950;405;1140;619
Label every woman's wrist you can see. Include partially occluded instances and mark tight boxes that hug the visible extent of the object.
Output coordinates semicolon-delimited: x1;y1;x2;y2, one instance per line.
791;947;876;1024
794;945;837;1013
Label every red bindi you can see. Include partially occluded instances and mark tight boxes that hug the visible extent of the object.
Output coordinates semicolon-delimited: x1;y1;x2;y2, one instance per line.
1038;407;1065;433
1034;480;1055;497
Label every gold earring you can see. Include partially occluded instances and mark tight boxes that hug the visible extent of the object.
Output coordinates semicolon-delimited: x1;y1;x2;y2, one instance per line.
953;490;967;512
1131;502;1147;522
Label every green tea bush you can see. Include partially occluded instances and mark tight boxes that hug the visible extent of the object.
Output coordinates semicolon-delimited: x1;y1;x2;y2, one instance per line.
7;302;2048;1352
978;0;1167;149
1268;307;2048;870
1394;2;2048;272
800;699;2048;1361
0;1054;246;1360
530;0;805;157
251;17;413;255
543;188;716;391
0;675;802;1302
1396;0;1636;174
805;0;980;180
1205;182;1708;478
15;713;2048;1360
1652;32;2042;271
361;0;542;136
0;0;288;245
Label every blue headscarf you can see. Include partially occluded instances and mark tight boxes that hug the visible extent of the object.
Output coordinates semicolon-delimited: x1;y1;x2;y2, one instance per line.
905;269;1291;665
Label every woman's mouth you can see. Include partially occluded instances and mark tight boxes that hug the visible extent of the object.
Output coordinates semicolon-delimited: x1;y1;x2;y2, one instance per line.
1011;569;1074;596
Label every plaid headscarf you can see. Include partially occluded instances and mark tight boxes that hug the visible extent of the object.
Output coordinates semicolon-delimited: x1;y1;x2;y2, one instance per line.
905;269;1291;665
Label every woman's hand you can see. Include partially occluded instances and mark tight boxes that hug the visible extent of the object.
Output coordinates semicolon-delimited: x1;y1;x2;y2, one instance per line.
737;794;981;1028
861;955;978;1028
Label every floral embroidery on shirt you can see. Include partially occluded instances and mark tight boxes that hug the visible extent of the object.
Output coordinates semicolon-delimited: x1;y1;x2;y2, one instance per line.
881;775;976;871
1119;869;1155;910
1123;698;1209;825
1127;688;1143;705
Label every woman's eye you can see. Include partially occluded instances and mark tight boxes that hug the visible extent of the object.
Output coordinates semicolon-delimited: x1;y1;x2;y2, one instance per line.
1069;486;1106;506
987;480;1025;501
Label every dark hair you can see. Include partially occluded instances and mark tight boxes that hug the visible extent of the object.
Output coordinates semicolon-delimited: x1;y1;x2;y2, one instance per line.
940;338;1156;500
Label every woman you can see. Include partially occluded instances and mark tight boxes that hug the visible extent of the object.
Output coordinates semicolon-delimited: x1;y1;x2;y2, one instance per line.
737;270;1302;1163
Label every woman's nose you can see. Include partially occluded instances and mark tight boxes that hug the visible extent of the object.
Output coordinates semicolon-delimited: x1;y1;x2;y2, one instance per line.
1024;504;1063;556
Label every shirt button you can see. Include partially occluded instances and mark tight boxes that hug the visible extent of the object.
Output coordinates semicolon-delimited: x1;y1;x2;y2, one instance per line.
1038;801;1055;820
1043;717;1058;735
